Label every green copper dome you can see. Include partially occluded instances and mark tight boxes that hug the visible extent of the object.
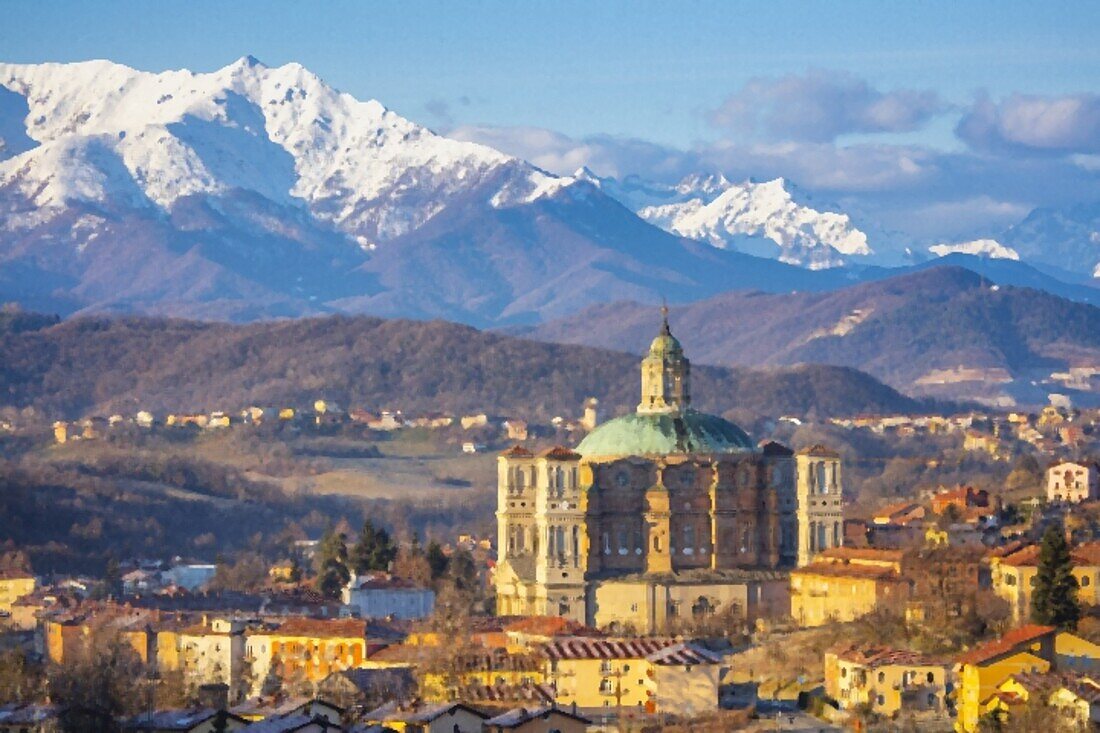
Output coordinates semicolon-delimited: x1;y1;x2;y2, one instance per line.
576;409;753;458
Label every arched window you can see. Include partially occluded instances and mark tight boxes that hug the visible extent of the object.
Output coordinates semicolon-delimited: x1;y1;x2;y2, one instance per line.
816;462;827;495
833;522;841;548
684;524;695;552
809;522;818;552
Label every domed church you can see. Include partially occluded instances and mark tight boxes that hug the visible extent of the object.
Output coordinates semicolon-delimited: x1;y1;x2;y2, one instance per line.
494;308;843;632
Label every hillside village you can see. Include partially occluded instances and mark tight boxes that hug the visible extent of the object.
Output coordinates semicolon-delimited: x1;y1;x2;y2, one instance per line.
3;321;1100;732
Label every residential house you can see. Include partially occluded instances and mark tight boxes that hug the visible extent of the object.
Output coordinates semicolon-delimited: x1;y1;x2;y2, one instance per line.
162;564;217;591
318;667;418;708
872;503;926;527
1047;460;1100;504
503;419;528;442
989;542;1100;622
460;413;490;430
931;486;990;516
824;645;950;717
0;569;35;614
482;706;590;733
789;548;910;627
246;618;371;697
177;618;249;693
541;638;722;715
120;709;248;732
238;714;342;732
954;625;1100;732
342;574;435;621
362;701;487;733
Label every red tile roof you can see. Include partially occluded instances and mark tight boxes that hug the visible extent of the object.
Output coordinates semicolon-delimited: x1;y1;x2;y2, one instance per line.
541;637;678;661
500;445;533;458
273;618;368;638
957;625;1056;666
540;446;580;460
793;562;902;581
818;547;906;563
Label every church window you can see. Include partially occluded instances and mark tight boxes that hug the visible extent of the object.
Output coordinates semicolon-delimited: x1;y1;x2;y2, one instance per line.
602;532;610;555
833;522;840;548
683;524;695;554
618;528;628;555
816;463;828;494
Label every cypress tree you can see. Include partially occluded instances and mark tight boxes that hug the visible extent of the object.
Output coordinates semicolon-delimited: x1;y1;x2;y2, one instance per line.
316;528;350;599
1031;524;1080;630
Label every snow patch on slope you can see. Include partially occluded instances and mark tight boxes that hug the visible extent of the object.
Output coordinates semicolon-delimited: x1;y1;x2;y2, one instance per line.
928;238;1020;260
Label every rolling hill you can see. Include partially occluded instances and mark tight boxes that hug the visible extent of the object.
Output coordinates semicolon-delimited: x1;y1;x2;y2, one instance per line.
523;266;1100;407
0;311;935;420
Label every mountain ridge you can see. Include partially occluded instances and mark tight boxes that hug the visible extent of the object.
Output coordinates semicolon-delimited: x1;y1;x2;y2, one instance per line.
521;265;1100;407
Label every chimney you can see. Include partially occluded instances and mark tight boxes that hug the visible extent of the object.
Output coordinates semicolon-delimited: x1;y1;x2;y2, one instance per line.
197;682;229;710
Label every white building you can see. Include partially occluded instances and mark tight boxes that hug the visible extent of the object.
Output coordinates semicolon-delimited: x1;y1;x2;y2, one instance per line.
1048;460;1100;504
341;574;435;620
163;563;217;591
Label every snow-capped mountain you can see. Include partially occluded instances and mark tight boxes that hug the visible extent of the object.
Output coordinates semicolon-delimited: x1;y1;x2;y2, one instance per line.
928;238;1020;260
0;57;855;324
0;56;574;249
577;169;872;269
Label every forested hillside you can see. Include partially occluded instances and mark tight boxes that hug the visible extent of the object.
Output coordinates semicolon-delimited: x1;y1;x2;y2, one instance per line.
0;312;934;421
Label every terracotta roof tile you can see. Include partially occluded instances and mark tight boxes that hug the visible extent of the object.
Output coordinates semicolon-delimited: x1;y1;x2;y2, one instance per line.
957;625;1056;666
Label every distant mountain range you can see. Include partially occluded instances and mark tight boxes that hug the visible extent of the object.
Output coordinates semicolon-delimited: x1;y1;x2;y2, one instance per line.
0;311;932;420
522;266;1100;408
1;57;1097;327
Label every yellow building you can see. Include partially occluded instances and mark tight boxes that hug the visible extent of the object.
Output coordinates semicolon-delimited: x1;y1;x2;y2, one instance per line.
245;617;369;696
953;626;1100;731
44;610;155;666
0;570;35;614
989;542;1100;622
542;637;722;716
824;645;949;718
789;548;909;627
363;644;545;702
955;624;1056;732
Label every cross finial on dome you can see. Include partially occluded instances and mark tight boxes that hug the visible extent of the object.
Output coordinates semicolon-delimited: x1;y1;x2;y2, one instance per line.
660;299;670;334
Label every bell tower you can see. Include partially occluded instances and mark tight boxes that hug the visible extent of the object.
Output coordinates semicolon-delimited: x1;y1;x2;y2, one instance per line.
638;305;691;415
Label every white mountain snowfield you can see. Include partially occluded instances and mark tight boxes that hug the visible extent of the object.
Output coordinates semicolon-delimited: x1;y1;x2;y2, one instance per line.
576;169;872;269
0;56;1095;322
0;56;580;249
928;239;1020;260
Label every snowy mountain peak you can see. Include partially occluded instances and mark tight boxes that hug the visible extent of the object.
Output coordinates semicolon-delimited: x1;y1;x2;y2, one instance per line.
584;170;872;269
0;57;577;245
929;238;1020;260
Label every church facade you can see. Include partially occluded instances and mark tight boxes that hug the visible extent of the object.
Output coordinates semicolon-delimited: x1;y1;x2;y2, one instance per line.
494;310;843;630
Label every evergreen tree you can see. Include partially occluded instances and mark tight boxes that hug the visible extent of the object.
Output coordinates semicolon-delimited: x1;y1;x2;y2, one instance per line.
426;541;449;580
103;553;122;598
1031;524;1080;630
350;519;397;574
316;528;350;599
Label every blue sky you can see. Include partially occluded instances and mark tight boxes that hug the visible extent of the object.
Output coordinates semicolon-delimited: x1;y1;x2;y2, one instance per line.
4;1;1099;240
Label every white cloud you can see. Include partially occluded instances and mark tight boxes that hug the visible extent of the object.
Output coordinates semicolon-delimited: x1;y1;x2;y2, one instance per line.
956;92;1100;155
707;70;945;142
